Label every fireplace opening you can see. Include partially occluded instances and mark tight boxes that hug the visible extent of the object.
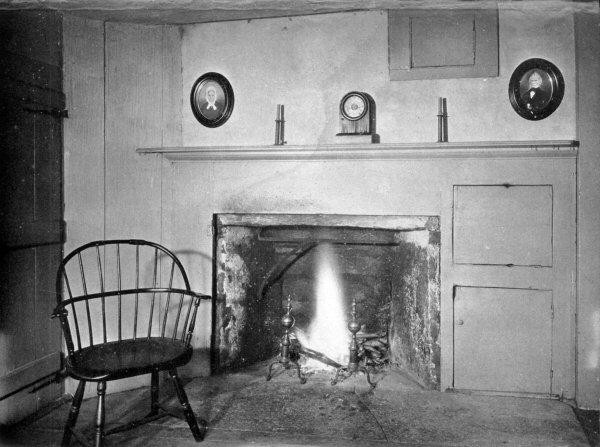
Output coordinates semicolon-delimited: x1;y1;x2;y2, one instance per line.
213;214;441;389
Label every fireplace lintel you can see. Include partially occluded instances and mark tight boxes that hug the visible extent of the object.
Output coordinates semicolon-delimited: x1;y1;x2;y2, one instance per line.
215;213;439;232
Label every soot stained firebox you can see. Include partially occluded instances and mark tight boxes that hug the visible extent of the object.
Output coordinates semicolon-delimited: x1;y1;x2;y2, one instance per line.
213;214;441;389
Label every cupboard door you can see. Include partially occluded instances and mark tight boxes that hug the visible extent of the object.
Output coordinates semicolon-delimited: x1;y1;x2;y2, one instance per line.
454;286;552;394
388;9;498;81
453;185;553;267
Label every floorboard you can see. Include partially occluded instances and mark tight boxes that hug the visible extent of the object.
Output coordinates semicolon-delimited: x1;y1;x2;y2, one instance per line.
3;362;592;446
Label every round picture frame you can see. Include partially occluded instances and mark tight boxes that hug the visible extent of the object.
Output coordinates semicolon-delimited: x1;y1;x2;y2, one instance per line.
190;72;234;128
508;58;564;121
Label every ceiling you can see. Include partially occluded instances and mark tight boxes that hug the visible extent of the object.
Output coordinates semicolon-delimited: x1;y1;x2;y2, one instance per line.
0;0;594;24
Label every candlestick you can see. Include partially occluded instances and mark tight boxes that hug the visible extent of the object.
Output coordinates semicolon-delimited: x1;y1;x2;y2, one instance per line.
274;104;286;145
437;97;448;143
442;98;448;142
280;105;285;145
275;104;281;145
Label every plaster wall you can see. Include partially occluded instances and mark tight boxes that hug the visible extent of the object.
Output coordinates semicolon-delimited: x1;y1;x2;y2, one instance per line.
180;7;576;146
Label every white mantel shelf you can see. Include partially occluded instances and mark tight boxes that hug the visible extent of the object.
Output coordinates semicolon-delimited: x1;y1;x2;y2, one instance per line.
137;140;578;162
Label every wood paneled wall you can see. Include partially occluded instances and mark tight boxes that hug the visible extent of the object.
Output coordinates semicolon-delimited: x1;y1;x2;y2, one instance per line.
575;11;600;410
62;16;182;396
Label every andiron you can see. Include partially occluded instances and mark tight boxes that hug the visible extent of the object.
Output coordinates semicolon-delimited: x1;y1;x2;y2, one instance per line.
266;295;306;384
331;297;375;388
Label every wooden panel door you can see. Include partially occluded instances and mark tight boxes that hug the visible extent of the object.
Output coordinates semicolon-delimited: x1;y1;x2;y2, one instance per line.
453;185;553;267
0;10;65;424
453;286;553;394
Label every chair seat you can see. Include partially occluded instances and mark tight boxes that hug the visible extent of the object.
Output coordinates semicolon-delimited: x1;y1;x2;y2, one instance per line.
67;338;193;381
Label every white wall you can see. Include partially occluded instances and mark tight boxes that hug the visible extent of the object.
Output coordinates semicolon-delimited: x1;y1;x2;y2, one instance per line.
180;7;576;147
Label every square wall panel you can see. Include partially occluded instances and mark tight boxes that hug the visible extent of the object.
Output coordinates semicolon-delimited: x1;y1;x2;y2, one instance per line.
453;286;552;394
410;15;475;68
453;185;553;266
388;9;498;80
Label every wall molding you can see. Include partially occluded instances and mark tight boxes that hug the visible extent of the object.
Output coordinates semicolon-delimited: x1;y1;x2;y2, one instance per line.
137;140;578;162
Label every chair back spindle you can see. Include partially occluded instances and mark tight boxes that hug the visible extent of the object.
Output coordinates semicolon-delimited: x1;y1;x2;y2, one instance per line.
116;243;122;341
54;240;209;356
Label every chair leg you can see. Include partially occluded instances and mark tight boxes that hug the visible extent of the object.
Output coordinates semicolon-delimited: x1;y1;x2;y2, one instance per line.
169;368;206;442
94;381;106;447
149;369;160;416
61;380;86;447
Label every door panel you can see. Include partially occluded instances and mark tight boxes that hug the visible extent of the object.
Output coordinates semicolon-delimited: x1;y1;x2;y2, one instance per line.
454;286;552;394
0;10;64;424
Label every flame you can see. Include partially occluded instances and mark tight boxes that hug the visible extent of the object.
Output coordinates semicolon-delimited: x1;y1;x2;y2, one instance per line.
297;243;349;367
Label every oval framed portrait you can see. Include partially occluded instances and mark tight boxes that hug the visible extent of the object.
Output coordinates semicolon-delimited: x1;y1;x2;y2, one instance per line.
190;72;234;128
508;58;564;121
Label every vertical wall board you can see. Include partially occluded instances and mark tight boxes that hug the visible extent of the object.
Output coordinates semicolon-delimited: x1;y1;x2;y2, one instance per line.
62;15;105;253
82;23;183;393
159;25;183;289
548;162;577;401
161;25;183;148
104;22;164;242
62;15;105;399
575;11;600;410
453;286;553;394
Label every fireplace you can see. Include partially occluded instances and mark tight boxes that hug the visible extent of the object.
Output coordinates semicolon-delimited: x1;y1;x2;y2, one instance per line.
212;213;441;389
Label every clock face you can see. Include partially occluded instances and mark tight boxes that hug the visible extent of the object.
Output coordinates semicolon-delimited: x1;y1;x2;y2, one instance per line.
341;94;367;121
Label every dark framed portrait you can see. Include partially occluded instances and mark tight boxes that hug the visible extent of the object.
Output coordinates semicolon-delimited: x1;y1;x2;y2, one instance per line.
508;58;564;121
190;72;234;128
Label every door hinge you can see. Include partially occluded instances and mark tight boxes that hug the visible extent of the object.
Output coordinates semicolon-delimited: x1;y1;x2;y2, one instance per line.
23;104;69;118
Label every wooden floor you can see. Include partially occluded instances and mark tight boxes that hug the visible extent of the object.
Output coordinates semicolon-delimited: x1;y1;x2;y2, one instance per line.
2;363;593;446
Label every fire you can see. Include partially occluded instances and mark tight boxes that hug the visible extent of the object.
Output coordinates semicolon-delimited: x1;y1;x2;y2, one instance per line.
296;243;349;367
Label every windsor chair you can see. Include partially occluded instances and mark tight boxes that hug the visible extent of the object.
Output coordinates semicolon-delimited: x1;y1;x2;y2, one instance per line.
53;240;210;447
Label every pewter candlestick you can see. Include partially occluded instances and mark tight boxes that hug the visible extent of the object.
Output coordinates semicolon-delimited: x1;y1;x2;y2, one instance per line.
437;97;448;143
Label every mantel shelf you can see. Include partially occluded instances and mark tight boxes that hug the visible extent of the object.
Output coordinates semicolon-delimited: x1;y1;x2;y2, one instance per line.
137;140;578;162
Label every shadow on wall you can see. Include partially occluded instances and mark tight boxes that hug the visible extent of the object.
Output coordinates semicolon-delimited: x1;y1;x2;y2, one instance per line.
166;249;213;294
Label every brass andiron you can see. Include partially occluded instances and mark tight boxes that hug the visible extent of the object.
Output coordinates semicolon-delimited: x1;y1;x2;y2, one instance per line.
331;297;375;388
266;295;306;384
274;104;286;145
